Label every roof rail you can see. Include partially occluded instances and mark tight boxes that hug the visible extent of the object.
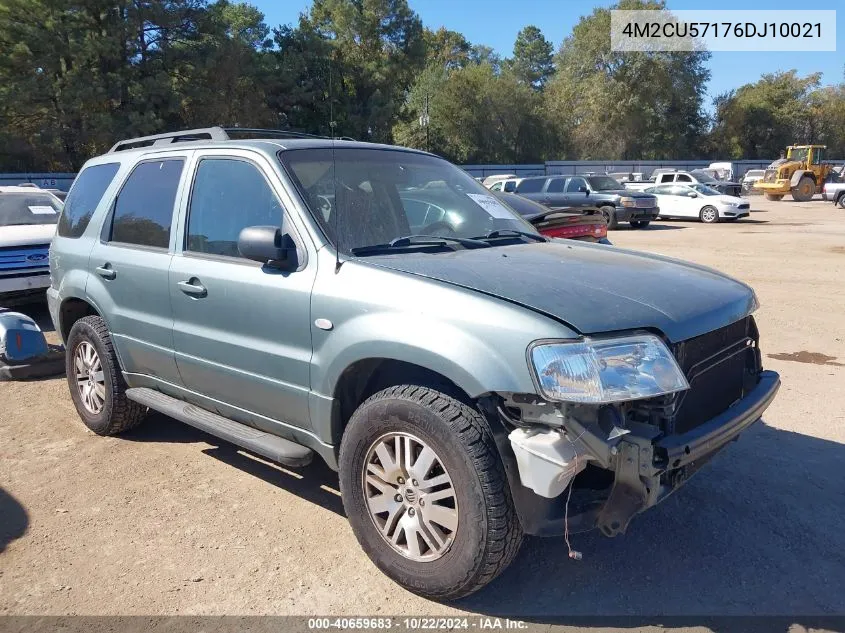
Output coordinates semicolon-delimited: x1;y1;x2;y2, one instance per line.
108;126;354;153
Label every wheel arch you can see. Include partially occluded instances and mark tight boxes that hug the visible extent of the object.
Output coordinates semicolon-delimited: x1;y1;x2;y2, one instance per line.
58;296;100;342
329;357;481;448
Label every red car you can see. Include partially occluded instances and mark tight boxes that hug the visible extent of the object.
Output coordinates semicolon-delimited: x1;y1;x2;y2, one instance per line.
494;191;609;243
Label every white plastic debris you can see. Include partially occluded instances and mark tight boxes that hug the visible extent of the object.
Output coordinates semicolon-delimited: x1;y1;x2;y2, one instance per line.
508;427;588;498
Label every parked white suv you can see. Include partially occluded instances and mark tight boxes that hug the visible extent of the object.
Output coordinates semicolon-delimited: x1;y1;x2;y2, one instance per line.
0;186;63;303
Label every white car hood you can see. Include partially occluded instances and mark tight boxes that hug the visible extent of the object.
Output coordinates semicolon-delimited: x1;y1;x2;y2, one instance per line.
713;194;748;206
0;223;57;248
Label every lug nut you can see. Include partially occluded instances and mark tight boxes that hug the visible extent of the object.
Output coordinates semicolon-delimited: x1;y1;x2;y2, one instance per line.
394;494;402;502
412;479;418;486
407;508;415;516
397;477;405;485
419;499;425;506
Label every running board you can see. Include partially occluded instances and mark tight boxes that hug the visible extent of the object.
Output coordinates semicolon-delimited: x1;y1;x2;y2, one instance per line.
125;387;313;467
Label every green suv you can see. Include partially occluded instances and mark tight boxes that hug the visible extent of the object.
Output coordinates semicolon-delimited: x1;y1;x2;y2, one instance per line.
48;128;780;600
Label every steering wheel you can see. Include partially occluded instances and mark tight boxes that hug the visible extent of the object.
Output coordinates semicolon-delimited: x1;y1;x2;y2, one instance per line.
420;221;457;237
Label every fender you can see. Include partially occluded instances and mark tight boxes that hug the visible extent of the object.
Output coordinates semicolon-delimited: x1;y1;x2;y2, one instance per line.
790;170;812;187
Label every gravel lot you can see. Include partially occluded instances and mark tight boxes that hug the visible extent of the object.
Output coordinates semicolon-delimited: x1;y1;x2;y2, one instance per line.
1;196;844;625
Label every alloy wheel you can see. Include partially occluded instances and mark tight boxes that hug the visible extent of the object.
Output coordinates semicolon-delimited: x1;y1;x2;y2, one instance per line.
362;431;459;562
701;207;718;223
74;341;106;414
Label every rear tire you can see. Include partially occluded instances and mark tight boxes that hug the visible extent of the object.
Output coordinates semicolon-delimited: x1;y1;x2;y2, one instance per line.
599;206;618;230
764;194;784;201
791;176;815;202
836;194;845;209
65;315;147;436
699;206;719;224
339;384;523;601
629;220;650;229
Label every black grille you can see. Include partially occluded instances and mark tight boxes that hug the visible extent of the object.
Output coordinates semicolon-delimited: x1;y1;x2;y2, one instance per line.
631;317;762;436
670;316;761;434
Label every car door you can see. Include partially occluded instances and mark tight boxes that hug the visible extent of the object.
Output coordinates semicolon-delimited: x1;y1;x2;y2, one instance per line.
562;176;589;209
649;184;679;217
87;155;189;385
168;150;316;432
669;185;701;218
542;177;568;208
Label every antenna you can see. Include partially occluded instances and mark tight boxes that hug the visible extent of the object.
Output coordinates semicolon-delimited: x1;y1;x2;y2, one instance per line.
330;67;341;273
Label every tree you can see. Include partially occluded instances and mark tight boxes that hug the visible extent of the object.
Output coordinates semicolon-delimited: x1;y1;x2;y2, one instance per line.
710;71;822;158
305;0;425;141
545;0;710;160
508;26;554;89
423;27;471;70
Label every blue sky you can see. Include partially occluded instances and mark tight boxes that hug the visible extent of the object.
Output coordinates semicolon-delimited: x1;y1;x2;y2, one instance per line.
253;0;842;108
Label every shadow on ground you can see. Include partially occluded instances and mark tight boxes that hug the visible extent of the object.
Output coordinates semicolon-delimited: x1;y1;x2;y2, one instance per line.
123;413;345;516
0;487;29;553
615;223;685;231
457;421;845;625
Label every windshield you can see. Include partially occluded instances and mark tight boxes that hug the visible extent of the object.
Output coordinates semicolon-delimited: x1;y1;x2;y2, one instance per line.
690;170;718;183
788;147;809;163
280;148;537;254
690;183;720;196
586;176;623;191
0;192;62;227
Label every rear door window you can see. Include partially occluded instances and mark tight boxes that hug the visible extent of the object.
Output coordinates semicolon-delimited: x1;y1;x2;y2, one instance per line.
109;159;185;249
57;163;120;238
503;180;517;192
516;178;544;193
676;173;692;182
546;178;566;193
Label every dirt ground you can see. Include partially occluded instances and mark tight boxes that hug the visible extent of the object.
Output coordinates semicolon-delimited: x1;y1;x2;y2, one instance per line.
1;196;844;626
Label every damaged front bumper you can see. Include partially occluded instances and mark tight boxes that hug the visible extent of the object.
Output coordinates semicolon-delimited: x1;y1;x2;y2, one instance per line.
495;370;780;537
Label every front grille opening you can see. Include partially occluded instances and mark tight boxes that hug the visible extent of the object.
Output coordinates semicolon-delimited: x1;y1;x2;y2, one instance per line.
633;316;762;436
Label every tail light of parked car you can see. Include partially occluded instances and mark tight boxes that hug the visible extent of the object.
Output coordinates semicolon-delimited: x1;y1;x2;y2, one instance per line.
541;222;607;241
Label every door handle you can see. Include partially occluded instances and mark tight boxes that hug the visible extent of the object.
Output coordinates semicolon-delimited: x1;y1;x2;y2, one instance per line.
95;264;116;280
177;279;207;298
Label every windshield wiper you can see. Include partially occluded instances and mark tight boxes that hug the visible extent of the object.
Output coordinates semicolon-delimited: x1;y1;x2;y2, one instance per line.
350;234;491;256
471;229;548;242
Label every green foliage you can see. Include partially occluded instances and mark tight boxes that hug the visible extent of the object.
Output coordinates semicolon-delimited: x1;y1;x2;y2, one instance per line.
0;0;843;171
508;26;554;89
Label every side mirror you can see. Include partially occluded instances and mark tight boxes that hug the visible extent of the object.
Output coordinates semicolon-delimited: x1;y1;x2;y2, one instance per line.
238;226;297;270
579;186;589;194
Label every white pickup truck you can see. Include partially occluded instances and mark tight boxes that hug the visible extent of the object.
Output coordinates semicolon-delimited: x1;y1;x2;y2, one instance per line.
624;169;743;198
822;181;845;207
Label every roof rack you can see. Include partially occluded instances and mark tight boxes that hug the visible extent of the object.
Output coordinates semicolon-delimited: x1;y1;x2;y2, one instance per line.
108;126;354;153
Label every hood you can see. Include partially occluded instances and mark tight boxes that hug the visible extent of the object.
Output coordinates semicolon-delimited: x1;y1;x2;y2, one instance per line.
0;224;57;248
362;242;756;343
714;194;748;205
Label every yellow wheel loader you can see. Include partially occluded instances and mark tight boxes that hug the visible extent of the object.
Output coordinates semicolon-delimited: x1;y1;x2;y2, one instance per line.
754;145;833;202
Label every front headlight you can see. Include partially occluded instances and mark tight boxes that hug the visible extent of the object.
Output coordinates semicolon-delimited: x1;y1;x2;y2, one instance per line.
620;197;636;207
530;335;689;404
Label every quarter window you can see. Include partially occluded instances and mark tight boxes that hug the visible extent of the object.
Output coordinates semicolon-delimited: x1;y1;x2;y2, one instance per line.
57;163;120;238
110;159;184;248
186;158;282;258
676;174;692;182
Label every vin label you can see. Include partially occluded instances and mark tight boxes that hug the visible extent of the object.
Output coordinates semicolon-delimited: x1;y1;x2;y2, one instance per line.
610;10;836;52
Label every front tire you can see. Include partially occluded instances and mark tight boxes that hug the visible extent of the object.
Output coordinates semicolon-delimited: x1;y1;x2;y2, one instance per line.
700;206;719;223
836;194;845;209
339;384;523;601
599;206;618;230
791;176;815;202
65;315;147;435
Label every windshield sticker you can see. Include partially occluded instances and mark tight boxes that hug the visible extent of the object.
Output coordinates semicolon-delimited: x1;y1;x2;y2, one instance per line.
466;194;514;219
28;205;57;215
